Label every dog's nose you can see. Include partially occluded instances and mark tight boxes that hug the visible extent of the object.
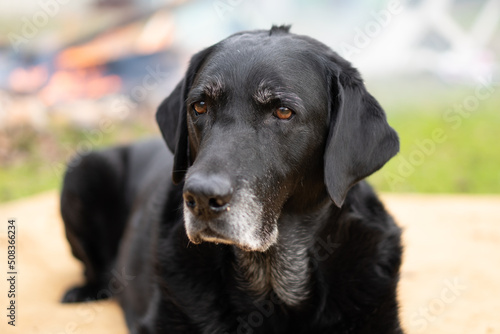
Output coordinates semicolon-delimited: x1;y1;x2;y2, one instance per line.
183;173;233;219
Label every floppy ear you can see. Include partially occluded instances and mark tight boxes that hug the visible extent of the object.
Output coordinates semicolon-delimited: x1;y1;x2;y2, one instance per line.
156;46;214;184
324;68;399;207
156;80;189;184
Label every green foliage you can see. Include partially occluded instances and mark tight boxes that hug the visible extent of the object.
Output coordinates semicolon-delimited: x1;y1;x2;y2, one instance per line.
370;84;500;194
0;162;60;202
0;119;157;203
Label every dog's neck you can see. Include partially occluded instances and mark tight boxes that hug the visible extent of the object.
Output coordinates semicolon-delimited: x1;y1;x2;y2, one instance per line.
233;200;336;306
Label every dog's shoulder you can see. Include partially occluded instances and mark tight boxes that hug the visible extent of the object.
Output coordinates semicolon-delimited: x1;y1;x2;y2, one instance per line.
341;181;399;233
333;181;402;270
311;182;402;330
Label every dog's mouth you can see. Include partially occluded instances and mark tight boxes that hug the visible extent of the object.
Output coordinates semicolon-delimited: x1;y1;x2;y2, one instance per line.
188;225;236;246
185;218;277;252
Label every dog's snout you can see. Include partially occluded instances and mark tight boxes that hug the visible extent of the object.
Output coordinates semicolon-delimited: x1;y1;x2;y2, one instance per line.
183;174;233;218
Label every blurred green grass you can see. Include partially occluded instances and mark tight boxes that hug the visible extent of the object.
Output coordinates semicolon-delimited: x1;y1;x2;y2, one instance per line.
370;80;500;194
1;80;499;203
0;117;157;202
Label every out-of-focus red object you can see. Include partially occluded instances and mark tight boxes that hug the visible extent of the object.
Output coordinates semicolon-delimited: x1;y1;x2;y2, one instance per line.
9;66;48;93
38;68;122;105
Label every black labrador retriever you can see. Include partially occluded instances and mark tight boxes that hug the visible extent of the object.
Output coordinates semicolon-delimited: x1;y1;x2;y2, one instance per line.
60;26;403;333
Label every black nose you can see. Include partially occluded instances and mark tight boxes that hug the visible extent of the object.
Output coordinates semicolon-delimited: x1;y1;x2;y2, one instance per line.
183;173;233;219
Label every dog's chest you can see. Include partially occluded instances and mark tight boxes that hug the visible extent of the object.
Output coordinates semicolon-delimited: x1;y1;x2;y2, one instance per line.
234;239;311;306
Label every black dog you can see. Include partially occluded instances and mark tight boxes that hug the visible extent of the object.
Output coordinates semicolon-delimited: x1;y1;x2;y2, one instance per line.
61;26;403;333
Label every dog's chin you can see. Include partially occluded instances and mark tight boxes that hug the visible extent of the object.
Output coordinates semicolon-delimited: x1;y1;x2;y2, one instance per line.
189;227;235;246
185;224;277;253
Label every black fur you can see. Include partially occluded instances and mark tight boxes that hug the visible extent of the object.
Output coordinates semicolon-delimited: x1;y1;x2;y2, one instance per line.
61;26;403;333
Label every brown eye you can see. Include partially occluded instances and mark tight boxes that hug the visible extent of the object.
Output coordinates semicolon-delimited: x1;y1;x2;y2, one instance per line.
275;107;293;120
193;101;207;115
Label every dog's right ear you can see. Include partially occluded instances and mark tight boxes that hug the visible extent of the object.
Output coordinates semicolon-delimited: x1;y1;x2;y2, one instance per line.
156;46;214;184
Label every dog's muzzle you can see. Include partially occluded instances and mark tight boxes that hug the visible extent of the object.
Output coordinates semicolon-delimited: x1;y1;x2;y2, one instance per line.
183;173;277;251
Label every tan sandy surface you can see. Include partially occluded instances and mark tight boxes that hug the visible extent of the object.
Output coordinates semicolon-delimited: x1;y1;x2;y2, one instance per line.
0;191;499;334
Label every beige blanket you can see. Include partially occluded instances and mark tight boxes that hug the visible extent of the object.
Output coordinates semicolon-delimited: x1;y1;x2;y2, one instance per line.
1;192;499;334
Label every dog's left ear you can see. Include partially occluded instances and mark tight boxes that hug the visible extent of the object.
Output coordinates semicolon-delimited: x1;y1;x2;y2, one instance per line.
324;65;399;207
156;46;214;184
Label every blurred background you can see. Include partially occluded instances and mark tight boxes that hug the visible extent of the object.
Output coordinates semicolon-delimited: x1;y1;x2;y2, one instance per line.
0;0;499;202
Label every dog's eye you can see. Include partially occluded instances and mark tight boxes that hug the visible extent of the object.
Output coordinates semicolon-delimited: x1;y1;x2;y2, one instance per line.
193;101;208;115
274;107;294;120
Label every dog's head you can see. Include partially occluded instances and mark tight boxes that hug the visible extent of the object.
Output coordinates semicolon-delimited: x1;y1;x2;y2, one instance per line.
157;26;399;252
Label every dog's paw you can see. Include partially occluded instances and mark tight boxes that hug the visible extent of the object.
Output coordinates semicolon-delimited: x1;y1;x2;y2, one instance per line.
61;284;108;303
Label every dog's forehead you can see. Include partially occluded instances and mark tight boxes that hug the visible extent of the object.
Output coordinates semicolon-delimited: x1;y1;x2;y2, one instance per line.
195;33;327;101
215;33;321;72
